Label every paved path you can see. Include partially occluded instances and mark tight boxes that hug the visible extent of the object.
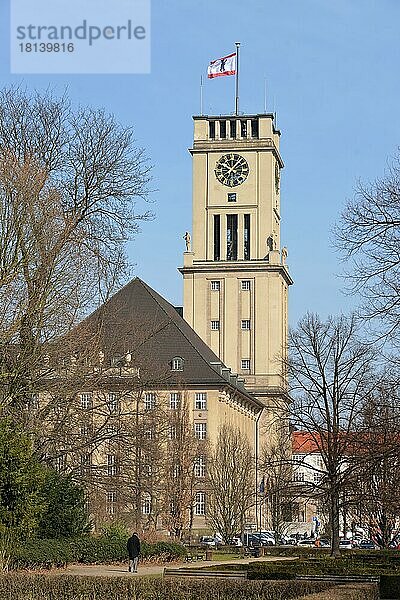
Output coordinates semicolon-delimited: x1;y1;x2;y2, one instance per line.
64;555;295;578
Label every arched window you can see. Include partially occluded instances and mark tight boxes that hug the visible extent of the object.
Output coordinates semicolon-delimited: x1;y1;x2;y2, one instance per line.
171;356;184;371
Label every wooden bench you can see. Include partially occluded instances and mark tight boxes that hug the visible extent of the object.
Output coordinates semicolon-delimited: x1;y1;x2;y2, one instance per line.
164;568;247;580
296;575;379;585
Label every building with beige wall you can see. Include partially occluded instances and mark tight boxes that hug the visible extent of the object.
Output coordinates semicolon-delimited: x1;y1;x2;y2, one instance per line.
41;277;262;532
180;113;293;442
40;111;293;535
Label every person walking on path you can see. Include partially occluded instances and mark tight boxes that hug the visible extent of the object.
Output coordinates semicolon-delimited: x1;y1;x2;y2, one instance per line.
127;532;141;573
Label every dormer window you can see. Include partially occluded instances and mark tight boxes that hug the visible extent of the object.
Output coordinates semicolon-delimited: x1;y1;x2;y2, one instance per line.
171;356;184;371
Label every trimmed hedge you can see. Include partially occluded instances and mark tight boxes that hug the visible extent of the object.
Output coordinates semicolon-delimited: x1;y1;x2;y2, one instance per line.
206;557;398;599
297;584;379;600
7;537;186;570
380;575;400;599
205;554;400;580
0;574;334;600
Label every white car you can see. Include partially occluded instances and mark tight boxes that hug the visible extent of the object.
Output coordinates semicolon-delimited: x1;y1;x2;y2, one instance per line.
338;539;353;550
200;536;218;547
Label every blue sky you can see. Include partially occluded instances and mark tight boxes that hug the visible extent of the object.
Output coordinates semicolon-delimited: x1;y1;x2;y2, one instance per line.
2;0;400;325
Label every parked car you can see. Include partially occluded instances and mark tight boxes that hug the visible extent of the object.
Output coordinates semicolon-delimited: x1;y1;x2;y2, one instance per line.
358;540;379;550
244;533;275;547
319;538;331;548
231;536;243;547
338;539;353;550
297;538;315;546
200;536;218;547
279;534;296;545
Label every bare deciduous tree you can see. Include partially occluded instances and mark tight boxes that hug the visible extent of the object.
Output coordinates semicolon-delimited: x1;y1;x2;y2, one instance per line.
287;313;378;556
352;383;400;547
0;86;151;415
161;392;203;539
261;432;296;542
334;159;400;344
207;424;254;543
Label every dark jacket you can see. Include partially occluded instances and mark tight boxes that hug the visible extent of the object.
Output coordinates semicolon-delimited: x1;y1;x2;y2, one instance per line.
127;534;141;558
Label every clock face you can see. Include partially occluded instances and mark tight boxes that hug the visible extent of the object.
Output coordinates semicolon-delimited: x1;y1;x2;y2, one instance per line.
215;153;249;187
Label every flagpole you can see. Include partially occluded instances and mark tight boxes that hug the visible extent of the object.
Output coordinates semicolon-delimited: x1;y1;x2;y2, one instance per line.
235;41;240;115
200;75;204;116
264;78;267;113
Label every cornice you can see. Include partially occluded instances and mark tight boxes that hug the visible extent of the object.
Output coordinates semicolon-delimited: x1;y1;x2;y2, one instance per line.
179;260;294;286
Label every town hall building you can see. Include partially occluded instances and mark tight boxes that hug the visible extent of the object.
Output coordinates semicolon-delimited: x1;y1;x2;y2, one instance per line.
41;111;292;533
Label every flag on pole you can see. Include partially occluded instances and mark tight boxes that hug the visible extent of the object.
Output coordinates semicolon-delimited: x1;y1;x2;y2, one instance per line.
207;52;236;79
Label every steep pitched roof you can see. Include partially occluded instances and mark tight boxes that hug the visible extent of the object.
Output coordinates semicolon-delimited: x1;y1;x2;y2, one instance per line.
70;277;260;405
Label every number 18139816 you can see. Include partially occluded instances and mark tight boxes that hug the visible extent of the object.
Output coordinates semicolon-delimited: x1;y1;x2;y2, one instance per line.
18;43;75;52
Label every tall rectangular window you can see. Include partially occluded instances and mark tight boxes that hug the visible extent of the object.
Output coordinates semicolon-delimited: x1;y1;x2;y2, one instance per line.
244;214;250;260
214;215;220;261
209;121;215;139
219;120;226;138
106;491;117;514
170;392;181;410
80;423;90;436
195;392;207;410
251;118;259;138
195;423;207;440
194;491;206;515
80;393;92;410
226;214;238;260
144;392;156;410
80;453;91;476
194;455;206;477
107;454;117;476
108;392;119;414
56;455;66;472
229;120;237;138
142;492;152;515
144;428;154;439
240;120;247;138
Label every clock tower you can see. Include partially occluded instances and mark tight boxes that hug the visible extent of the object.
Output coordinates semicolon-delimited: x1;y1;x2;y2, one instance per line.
180;114;292;420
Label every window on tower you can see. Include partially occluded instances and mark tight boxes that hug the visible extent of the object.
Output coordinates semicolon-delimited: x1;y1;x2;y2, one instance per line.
230;119;237;138
219;120;226;139
209;121;215;139
226;214;238;260
240;120;247;138
251;119;259;138
227;193;236;202
244;214;250;260
214;215;220;261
